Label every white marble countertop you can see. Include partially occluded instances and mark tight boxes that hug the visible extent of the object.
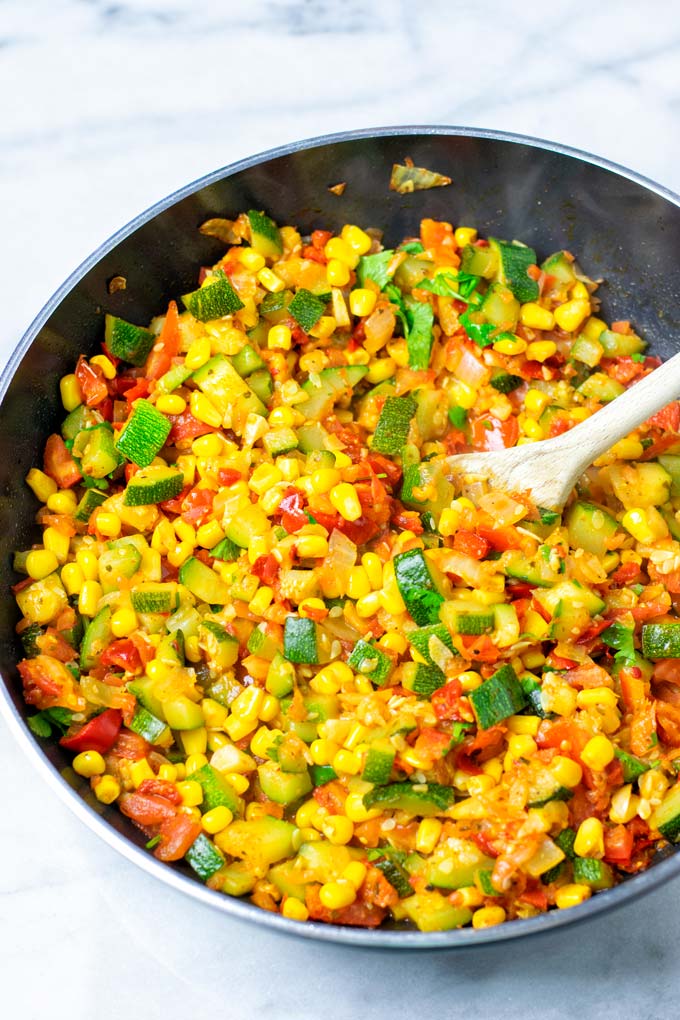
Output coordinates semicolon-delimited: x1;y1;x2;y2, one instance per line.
2;2;680;1017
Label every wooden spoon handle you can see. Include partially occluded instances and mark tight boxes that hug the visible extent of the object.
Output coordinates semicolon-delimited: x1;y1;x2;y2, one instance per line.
550;349;680;473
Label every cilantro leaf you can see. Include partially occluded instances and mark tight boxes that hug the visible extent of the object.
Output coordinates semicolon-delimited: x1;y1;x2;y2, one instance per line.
401;241;424;254
459;310;497;348
538;507;560;526
448;406;468;429
357;250;395;290
601;623;636;667
384;283;409;335
416;270;481;304
404;297;434;370
146;835;161;849
631;353;646;363
45;707;75;733
27;713;52;738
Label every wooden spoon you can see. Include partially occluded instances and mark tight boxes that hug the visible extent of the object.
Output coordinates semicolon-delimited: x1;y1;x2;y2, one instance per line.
447;352;680;510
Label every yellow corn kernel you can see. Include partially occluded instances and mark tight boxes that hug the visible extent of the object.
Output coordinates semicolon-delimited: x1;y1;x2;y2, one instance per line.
310;467;341;494
249;585;274;617
555;884;592;909
506;715;541;736
319;879;357;910
46;490;77;514
185;635;201;663
554;299;590;333
191;433;223;458
225;714;258;742
493;336;527;356
376;634;405;659
26;469;59;505
310;315;337;341
176;780;203;807
574;817;605;858
415;818;443;854
355;592;381;618
309;738;339;766
90;354;116;379
238;247;266;272
571;281;590;301
359;552;382;590
94;774;121;804
366;357;396;384
25;549;59;580
610;436;645;461
190;390;222;428
520;303;555;331
507;734;538;760
174;516;197;543
250;725;279;760
342;224;372;255
185;336;212;372
185;753;209;775
296;535;329;559
110;607;137;638
347;566;371;601
609;784;640;824
129;758;155;788
521;418;544;440
96;512;122;539
622;506;668;544
43;527;70;564
296;597;324;620
258;695;279;724
323;237;360;269
181;730;207;758
59;373;83;412
326;258;350;287
576;687;619;709
61;562;85;596
583;316;607;342
72;750;106;778
344;791;381;822
156;393;187;415
472;906;507;929
158;764;178;783
332;749;361;776
231;686;265;719
580;735;615;772
194;520;224;550
457;886;485;909
268;324;292;350
281;896;309;921
257;267;285;292
454;226;477;247
639;770;669;802
526;340;558;362
349;288;377;318
482;757;503;782
224;772;250;795
296;799;323;830
550;755;583;789
78;579;102;617
342;861;367;890
200;698;227;729
320;815;354;845
448;670;478;696
329;482;361;522
310;668;341;696
202;805;233;834
524;389;552;418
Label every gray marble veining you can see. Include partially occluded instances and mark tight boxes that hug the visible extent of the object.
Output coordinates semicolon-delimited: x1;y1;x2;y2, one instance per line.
2;2;680;1018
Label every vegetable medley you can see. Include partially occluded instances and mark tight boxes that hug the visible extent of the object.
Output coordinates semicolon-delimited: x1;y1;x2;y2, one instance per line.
15;208;680;932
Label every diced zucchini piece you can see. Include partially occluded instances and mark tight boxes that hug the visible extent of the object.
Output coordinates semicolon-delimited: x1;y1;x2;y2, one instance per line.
407;623;456;666
187;763;241;813
283;616;318;664
288;289;327;333
61;404;103;441
72;424;121;478
362;740;396;785
480;282;520;331
130;582;179;614
401;892;472;932
157;363;193;393
20;623;43;658
182;271;244;321
80;606;113;670
577;372;625;402
363;781;455;816
370;395;417;455
605;462;671;510
230;343;265;378
571;333;604;367
268;860;309;901
178;557;232;605
541;251;576;285
489;238;539;303
309;764;337;787
247;209;283;259
490;371;523;394
198;620;239;668
650;784;680;841
425;840;495;890
468;663;527;729
410;663;446;697
260;290;292;322
191;353;251;418
533;580;605;641
215;817;296;867
16;572;68;626
246;622;280;661
297;365;368;420
598;329;646;357
74;488;107;523
128;705;171;746
614;748;653;783
258;762;312;805
565;501;618;558
116;399;171;468
555;827;577;859
642;623;680;659
572;856;614;890
263;427;298;456
98;539;142;593
347;638;394;687
658;455;680;494
526;768;573;808
104;314;155;366
185;832;226;880
124;465;184;506
393;548;447;626
163;696;205;730
247;367;274;405
370;854;413;897
460;244;498;279
209;536;242;562
445;603;495;636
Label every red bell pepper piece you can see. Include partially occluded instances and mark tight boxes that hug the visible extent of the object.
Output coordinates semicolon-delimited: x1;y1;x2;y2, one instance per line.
60;708;122;754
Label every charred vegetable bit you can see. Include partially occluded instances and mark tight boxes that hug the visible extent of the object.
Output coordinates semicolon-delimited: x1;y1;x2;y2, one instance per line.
15;207;680;934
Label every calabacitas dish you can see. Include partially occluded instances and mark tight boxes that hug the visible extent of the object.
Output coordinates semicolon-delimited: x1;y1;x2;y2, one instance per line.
3;129;680;947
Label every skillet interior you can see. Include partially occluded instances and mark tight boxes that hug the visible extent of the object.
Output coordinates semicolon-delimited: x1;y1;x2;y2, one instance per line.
3;128;680;947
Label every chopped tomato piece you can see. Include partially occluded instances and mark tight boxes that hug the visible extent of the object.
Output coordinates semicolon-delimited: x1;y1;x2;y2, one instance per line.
43;433;82;488
144;300;181;379
646;401;680;432
155;814;202;861
471;414;519;452
181;487;215;525
603;824;634;864
137;778;183;804
75;355;109;407
119;792;177;826
100;639;143;674
278;488;308;533
453;530;490;560
252;554;279;585
168;411;214;443
431;679;464;721
60;708;123;754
